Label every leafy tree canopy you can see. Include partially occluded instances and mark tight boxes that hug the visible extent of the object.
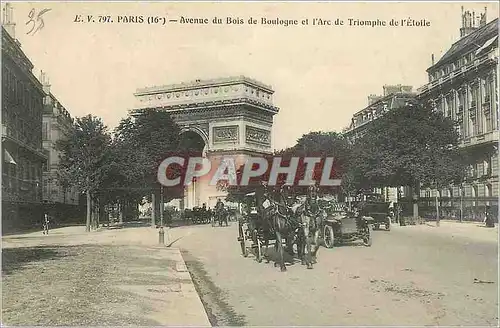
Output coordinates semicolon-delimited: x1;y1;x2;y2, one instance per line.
350;102;467;190
55;114;112;192
225;131;350;201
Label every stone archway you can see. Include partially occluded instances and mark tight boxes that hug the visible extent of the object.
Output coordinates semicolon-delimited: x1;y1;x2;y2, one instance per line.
180;127;209;155
134;76;280;209
178;129;207;209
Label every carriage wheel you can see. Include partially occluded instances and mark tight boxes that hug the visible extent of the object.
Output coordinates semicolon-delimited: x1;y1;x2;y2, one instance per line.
240;224;248;257
256;237;263;263
323;224;335;249
252;230;262;263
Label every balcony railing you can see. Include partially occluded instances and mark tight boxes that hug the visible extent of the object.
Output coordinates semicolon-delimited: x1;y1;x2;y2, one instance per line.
2;125;47;159
420;53;495;94
460;130;499;148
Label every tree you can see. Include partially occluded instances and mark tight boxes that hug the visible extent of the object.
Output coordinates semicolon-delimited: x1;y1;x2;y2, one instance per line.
351;101;467;219
292;131;351;197
224;131;350;201
113;109;182;226
55;115;112;232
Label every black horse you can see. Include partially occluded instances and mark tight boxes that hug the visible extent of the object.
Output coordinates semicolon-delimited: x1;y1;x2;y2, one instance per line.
262;185;303;272
216;207;229;226
297;185;324;269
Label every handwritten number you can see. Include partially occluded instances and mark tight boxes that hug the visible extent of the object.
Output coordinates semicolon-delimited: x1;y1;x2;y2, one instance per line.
26;8;51;35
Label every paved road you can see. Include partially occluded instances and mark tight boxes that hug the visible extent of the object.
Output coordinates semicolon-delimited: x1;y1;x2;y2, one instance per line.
170;222;498;326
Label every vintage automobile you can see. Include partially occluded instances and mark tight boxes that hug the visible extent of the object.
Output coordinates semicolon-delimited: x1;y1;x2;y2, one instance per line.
359;201;392;231
320;198;373;248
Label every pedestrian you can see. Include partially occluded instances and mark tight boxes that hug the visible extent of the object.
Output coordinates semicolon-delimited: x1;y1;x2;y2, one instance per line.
484;205;495;228
43;213;50;235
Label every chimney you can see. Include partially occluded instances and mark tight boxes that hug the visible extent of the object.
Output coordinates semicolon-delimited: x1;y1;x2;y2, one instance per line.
431;53;435;65
2;3;16;39
40;70;51;94
480;7;487;26
460;8;479;37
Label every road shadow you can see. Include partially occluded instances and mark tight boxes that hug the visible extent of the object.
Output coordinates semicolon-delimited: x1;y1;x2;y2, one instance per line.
476;224;496;229
254;246;305;267
326;240;371;248
2;223;86;237
166;236;185;248
2;245;78;276
181;250;247;327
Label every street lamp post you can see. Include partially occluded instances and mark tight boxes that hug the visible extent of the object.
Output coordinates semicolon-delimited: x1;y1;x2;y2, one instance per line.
160;185;164;227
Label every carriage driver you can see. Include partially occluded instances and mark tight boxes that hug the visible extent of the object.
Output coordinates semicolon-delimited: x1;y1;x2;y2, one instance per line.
215;198;224;212
280;183;296;207
255;180;269;216
305;183;320;214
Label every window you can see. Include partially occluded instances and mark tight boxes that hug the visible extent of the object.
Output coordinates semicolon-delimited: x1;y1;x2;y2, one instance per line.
42;122;49;140
475;117;481;135
485;115;492;132
472;185;478;198
484;157;492;176
486;184;492;197
470;86;478;107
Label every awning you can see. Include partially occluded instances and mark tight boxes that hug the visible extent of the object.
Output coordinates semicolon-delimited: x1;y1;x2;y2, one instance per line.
475;36;498;55
3;149;17;165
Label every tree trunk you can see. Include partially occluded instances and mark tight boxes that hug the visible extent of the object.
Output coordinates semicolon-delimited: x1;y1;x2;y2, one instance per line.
86;189;91;232
119;200;124;224
151;192;156;227
435;193;440;227
98;197;104;228
412;183;420;219
91;198;97;230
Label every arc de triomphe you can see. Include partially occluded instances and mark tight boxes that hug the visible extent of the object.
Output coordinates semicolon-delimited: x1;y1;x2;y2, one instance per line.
133;76;279;209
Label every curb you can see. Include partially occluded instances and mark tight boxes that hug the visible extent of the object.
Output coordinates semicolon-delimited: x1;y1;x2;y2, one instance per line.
169;247;212;327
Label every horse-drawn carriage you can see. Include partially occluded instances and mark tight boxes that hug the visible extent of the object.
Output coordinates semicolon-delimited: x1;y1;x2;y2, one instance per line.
183;206;212;225
238;192;273;262
212;205;229;227
237;186;325;271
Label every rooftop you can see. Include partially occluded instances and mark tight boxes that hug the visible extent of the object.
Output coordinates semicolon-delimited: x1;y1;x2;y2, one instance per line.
135;76;275;96
428;18;499;72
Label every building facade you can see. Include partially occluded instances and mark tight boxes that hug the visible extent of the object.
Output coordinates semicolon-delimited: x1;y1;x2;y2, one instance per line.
2;13;48;231
40;72;80;222
343;85;417;202
344;84;417;143
417;9;498;221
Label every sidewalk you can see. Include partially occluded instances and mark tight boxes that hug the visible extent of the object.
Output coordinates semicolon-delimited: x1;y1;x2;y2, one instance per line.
395;220;498;243
2;225;211;327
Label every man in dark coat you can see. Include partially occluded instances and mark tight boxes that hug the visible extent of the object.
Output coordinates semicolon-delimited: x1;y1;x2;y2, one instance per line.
485;205;495;228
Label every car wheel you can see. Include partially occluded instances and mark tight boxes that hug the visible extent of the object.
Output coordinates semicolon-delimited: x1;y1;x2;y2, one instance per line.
323;225;335;248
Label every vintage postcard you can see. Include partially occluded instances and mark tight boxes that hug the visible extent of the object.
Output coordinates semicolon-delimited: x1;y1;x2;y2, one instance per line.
1;1;499;327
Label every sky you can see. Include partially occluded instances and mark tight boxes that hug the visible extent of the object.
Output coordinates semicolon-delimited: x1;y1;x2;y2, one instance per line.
3;1;499;150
